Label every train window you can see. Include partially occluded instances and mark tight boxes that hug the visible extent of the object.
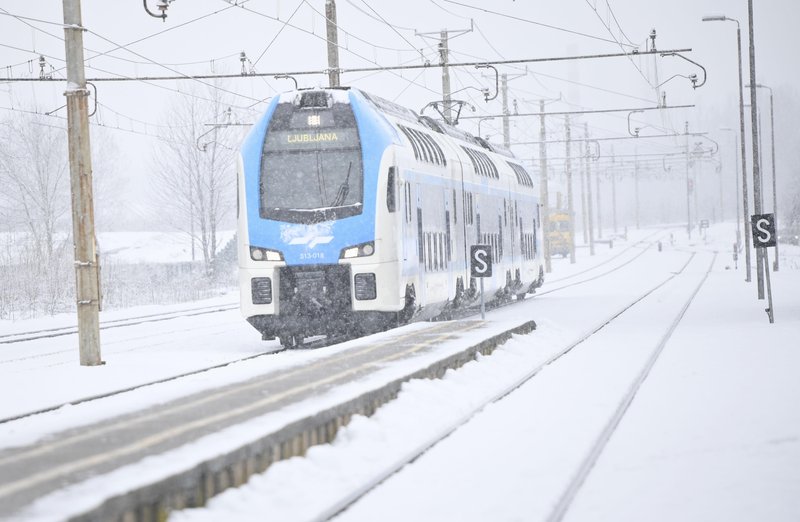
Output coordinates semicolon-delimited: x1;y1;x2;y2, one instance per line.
417;208;424;265
533;220;538;256
498;216;503;260
435;234;441;271
398;125;446;166
260;101;363;224
506;162;533;187
387;167;396;213
452;190;457;224
399;125;422;162
405;184;412;223
462;147;499;179
445;211;452;263
503;200;507;226
421;133;446;165
476;213;481;240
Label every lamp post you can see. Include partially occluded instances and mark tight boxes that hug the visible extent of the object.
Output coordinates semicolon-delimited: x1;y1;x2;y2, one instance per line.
720;127;742;250
745;0;765;300
747;83;779;271
702;14;752;282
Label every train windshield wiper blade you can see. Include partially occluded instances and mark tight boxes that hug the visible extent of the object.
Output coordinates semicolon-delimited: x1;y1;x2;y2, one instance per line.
330;162;353;208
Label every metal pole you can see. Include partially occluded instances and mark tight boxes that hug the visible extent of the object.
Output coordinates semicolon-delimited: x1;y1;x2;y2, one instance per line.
735;24;752;281
580;142;588;244
440;30;452;125
685;122;692;239
768;89;779;271
764;247;774;323
63;0;102;366
539;100;551;272
501;73;510;149
585;123;595;256
480;277;485;320
731;132;742;248
611;146;618;234
325;0;340;88
596;170;603;238
634;145;640;229
747;0;765;299
565;115;575;263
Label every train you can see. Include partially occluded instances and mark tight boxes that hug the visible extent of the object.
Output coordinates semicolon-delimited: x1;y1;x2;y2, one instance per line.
237;87;544;347
547;210;573;258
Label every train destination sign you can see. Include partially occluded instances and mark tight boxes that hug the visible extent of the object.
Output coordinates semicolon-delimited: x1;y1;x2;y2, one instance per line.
751;213;777;248
470;245;493;278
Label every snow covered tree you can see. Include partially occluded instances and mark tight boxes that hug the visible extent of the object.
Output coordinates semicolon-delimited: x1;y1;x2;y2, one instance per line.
151;86;238;277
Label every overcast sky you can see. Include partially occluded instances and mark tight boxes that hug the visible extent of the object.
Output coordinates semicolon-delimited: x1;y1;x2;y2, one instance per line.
2;0;798;226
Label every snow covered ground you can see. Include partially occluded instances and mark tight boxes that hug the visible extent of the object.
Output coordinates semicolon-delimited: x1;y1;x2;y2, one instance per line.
2;223;799;521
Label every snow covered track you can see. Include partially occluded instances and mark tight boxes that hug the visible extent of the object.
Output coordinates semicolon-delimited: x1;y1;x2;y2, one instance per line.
294;251;707;521
0;318;535;521
0;303;238;345
547;253;718;522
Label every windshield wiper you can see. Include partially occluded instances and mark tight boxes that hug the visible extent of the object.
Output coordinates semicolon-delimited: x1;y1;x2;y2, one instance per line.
330;161;353;207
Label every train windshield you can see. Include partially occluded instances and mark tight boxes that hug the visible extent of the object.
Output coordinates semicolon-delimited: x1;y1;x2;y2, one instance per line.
260;98;363;224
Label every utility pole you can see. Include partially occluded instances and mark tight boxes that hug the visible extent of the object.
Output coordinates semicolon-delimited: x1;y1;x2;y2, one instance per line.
417;25;471;125
63;0;101;366
325;0;341;87
580;139;589;244
539;100;551;272
634;145;640;229
611;146;618;234
736;23;752;282
585;123;595;256
501;73;510;148
440;30;452;124
596;169;603;238
565;115;575;263
747;0;765;299
685;122;692;239
766;87;779;271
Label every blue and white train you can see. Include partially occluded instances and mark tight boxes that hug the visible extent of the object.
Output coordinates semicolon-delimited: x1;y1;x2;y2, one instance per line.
238;87;544;346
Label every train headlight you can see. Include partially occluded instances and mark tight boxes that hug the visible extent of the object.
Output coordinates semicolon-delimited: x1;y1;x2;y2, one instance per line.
340;241;375;259
250;246;284;261
354;273;376;300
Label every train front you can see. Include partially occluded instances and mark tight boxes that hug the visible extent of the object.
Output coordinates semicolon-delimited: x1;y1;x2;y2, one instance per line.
238;89;398;346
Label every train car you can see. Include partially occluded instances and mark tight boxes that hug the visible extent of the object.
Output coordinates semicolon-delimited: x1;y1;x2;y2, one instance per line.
547;210;572;258
238;87;544;346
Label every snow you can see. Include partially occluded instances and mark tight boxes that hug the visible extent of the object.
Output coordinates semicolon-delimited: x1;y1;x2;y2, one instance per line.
3;223;799;521
98;230;236;264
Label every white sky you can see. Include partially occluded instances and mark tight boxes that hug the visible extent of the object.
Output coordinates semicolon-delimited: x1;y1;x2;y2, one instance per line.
2;1;798;226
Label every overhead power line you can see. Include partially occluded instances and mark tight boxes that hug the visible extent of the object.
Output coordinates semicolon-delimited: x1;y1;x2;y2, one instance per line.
441;0;638;48
459;104;695;120
3;48;692;83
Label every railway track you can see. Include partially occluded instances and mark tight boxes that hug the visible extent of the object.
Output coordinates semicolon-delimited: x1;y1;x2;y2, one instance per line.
302;250;715;521
0;234;670;426
0;302;238;345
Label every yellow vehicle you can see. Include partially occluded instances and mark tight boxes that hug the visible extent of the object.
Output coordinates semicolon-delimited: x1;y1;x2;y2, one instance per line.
548;211;572;258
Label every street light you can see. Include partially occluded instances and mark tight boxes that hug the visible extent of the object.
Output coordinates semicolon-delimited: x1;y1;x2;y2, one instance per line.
747;83;779;271
702;13;752;281
720;127;742;250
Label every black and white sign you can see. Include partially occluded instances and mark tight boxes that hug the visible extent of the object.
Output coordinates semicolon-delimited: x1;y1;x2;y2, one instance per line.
751;213;776;248
470;245;492;278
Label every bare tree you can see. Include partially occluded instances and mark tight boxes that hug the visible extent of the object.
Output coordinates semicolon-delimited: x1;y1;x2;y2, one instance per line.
151;85;238;276
0;111;70;262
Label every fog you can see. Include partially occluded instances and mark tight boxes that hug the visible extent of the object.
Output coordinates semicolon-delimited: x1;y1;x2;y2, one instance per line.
2;0;798;231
